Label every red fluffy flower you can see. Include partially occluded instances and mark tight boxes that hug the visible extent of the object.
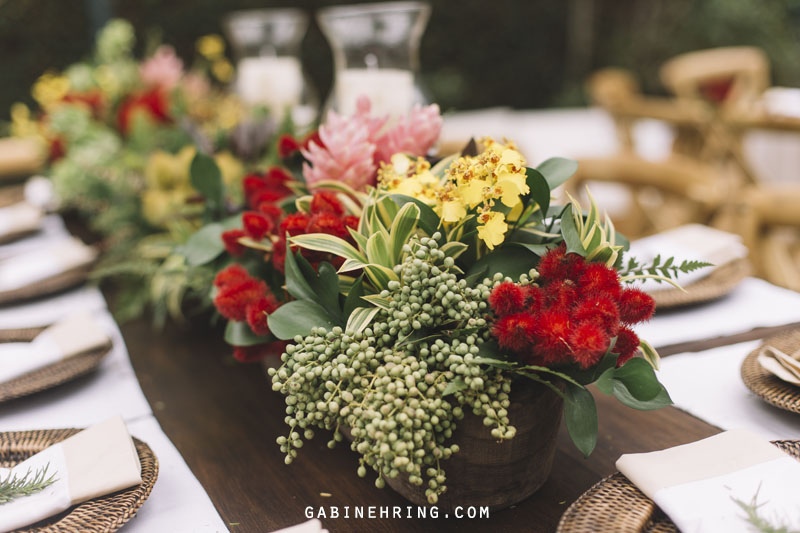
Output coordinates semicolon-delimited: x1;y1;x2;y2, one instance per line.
614;326;640;367
310;191;345;216
544;280;579;312
489;282;526;317
344;215;359;230
221;229;247;256
306;212;349;239
537;244;585;282
266;166;293;183
249;187;287;209
257;203;284;226
214;277;267;322
277;134;302;159
214;264;250;288
578;263;621;300
524;285;545;314
279;213;311;237
617;288;655;324
245;296;279;336
492;313;537;352
272;238;287;273
573;295;620;333
232;344;271;363
569;321;609;369
117;88;171;135
242;212;273;240
243;174;269;198
532;310;572;364
48;137;66;162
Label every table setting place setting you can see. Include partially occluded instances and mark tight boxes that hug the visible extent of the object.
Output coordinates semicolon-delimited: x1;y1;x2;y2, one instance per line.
0;175;228;531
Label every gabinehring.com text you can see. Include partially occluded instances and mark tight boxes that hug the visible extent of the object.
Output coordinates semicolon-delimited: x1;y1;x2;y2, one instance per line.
305;506;489;520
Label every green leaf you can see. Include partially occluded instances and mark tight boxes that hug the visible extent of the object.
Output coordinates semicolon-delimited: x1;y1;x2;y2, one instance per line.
443;377;467;396
190;152;224;211
524;167;551;217
315;262;344;323
512;242;558;257
440;241;469;260
290;234;367;263
361;294;392;310
613;384;672;411
537;157;578;190
389;202;420;261
179;223;224;266
224;320;270;346
284;249;317;302
364;263;399;290
472;355;517;369
343;274;366;317
346;306;380;334
612;358;662;402
466;246;538;281
564;383;598;457
560;206;586;256
594;367;615;395
267;300;336;340
390;194;441;237
366;231;393;268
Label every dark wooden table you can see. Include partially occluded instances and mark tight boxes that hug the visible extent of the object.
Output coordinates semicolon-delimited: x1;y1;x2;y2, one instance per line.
121;319;800;533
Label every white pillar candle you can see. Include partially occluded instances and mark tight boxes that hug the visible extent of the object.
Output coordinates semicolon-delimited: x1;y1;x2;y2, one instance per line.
336;68;415;117
235;56;304;113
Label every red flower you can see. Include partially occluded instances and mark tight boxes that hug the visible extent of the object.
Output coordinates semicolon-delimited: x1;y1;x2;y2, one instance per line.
249;187;287;209
302;130;323;150
242;212;273;240
266;166;293;184
214;264;250;288
117;88;171;135
573;295;620;333
524;285;545;314
310;191;345;216
544;280;579;312
306;212;349;239
272;237;287;273
569;321;609;369
257;203;284;225
614;327;640;367
578;263;621;300
62;90;104;118
344;215;359;231
278;134;302;158
532;310;572;364
222;229;247;256
245;296;279;336
232;344;270;363
489;282;526;317
243;174;269;198
492;313;537;352
537;244;585;282
279;213;311;237
214;277;267;322
48;137;66;162
617;288;655;324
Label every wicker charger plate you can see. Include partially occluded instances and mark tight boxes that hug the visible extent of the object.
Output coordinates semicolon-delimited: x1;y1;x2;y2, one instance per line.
741;328;800;414
557;440;800;532
648;258;750;309
0;325;111;403
0;264;92;306
1;428;158;532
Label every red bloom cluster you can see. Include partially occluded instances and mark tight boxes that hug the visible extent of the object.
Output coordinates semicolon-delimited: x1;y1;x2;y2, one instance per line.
213;264;279;336
62;90;105;119
277;130;324;159
271;191;358;273
117;87;172;135
490;245;655;369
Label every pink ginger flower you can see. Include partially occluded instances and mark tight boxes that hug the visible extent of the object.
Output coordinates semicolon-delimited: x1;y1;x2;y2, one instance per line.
140;45;184;90
375;103;443;163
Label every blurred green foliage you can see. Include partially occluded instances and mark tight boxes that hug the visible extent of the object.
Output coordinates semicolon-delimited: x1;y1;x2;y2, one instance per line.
2;0;800;118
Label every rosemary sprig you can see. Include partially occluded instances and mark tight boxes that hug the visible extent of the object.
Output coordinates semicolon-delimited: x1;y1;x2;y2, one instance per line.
0;463;58;505
732;488;800;533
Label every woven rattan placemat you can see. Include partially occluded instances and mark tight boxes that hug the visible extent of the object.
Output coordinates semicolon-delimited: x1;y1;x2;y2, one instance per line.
742;328;800;414
557;440;800;532
1;428;158;532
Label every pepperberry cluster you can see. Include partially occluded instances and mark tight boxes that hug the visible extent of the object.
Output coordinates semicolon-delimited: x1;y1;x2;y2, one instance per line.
490;244;655;369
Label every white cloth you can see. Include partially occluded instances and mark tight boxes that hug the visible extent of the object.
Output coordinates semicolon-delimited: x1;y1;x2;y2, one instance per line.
0;416;142;533
0;215;69;260
617;430;800;533
0;203;42;240
0;237;96;292
635;278;800;349
628;224;748;290
0;312;111;383
658;340;800;440
270;519;328;533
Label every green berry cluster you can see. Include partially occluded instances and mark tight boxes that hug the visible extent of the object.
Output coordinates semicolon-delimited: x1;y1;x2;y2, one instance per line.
269;234;527;504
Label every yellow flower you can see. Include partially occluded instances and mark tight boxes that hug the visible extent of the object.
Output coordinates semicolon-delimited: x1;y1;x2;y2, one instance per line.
9;103;40;138
477;211;508;250
457;178;489;207
495;172;528;208
215;151;244;186
32;72;70;109
440;200;466;223
196;34;225;59
211;59;235;83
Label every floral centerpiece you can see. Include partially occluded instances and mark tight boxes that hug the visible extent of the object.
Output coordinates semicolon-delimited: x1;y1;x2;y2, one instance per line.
204;105;707;507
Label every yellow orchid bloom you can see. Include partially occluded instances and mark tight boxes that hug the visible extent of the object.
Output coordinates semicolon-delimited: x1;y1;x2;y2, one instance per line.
477;211;508;250
440;200;467;223
458;178;489;207
196;35;225;59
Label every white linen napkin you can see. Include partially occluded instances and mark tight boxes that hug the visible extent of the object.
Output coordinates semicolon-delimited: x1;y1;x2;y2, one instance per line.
271;519;329;533
0;203;42;240
0;312;111;383
758;345;800;386
628;224;748;291
0;416;142;533
617;429;800;532
0;237;96;292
